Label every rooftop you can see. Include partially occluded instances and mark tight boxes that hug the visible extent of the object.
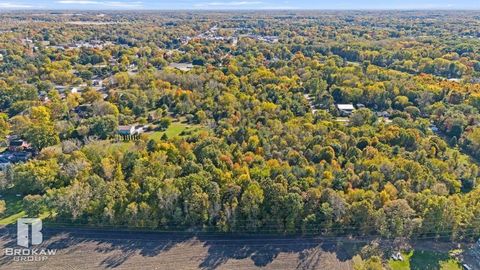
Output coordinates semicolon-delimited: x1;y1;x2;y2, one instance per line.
169;63;194;72
118;125;134;131
337;104;355;110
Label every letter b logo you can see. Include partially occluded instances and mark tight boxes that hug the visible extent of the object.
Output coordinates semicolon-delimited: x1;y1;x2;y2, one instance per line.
17;218;42;248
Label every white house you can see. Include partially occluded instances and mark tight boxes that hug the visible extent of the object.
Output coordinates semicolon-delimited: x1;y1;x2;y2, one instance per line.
336;104;355;116
448;78;461;83
169;63;194;72
117;125;145;136
117;125;136;136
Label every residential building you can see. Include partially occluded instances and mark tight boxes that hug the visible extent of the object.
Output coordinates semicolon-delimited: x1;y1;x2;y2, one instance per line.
169;63;194;72
336;104;355;116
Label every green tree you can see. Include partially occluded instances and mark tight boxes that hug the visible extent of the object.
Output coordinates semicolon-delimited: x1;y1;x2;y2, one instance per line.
23;194;44;217
23;106;59;150
89;115;118;139
239;182;264;231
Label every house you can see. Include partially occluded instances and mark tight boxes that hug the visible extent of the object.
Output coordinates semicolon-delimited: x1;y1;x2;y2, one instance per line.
8;139;30;152
448;78;461;83
128;64;138;71
336;104;355;116
261;36;279;43
92;79;103;87
0;151;33;171
169;63;194;72
134;125;145;134
39;92;50;103
48;45;65;50
118;125;144;136
0;139;34;170
180;36;191;45
20;38;33;46
303;94;313;101
54;85;71;93
117;125;144;140
118;125;136;136
376;111;390;118
430;124;439;133
55;85;85;95
92;64;108;68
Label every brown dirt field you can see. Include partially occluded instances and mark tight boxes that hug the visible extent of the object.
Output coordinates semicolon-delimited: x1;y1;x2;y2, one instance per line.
0;227;356;270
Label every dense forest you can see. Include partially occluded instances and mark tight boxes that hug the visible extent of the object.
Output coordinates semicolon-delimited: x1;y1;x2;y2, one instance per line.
0;11;479;246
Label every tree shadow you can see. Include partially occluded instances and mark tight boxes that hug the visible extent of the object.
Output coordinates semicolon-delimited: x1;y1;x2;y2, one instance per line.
197;234;364;270
0;226;18;267
0;225;191;269
0;226;366;269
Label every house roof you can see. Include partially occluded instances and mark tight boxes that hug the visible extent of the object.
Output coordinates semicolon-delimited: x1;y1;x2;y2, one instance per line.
337;104;355;110
118;125;134;131
9;140;26;147
169;63;194;71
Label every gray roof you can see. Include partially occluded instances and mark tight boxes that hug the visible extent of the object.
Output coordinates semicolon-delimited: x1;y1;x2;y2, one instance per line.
337;104;355;110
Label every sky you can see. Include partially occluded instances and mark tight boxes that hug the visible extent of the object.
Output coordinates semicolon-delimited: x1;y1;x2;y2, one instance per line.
0;0;479;10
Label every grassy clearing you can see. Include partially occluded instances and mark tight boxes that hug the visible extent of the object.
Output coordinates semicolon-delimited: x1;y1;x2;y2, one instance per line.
0;210;52;225
0;193;53;225
147;121;206;141
388;250;462;270
0;193;24;225
388;251;413;270
81;139;136;156
0;210;25;225
103;141;136;152
81;119;208;155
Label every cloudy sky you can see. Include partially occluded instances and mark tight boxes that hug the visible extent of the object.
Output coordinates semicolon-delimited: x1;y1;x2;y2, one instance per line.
0;0;478;10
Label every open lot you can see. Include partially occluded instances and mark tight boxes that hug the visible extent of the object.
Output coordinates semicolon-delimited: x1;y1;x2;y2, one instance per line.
0;226;469;270
0;226;356;270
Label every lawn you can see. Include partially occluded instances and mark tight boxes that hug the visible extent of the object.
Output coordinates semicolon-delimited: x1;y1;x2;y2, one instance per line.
147;121;206;141
388;250;462;270
388;251;413;270
0;193;52;225
81;139;135;156
0;210;26;225
82;120;207;155
0;193;27;225
0;194;24;225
